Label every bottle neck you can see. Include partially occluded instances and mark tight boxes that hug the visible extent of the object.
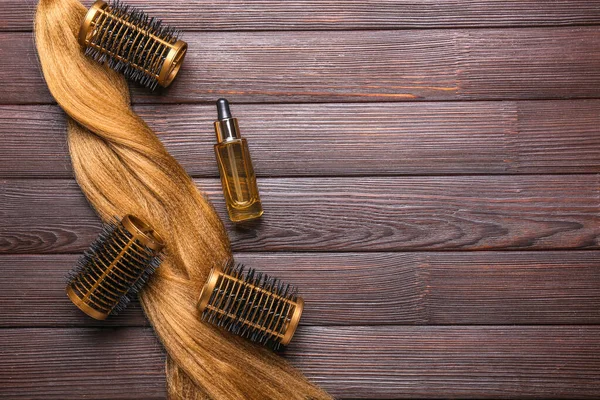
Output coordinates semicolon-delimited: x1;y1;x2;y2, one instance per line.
214;118;241;143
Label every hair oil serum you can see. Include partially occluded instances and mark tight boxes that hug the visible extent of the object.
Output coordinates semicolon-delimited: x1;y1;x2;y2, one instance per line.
213;99;263;222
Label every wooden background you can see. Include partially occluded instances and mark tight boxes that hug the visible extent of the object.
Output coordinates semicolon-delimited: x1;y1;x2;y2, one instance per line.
1;0;600;398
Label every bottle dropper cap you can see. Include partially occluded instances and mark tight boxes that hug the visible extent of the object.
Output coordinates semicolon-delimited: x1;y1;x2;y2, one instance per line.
217;98;232;120
214;98;241;143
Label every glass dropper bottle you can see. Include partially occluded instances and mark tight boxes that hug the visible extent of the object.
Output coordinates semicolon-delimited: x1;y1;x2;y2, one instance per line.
213;99;263;222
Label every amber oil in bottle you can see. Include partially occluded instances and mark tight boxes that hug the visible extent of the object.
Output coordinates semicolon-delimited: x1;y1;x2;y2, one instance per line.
213;99;263;222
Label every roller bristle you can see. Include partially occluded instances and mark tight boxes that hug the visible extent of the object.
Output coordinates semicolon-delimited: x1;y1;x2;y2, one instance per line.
112;254;163;314
200;261;300;350
82;1;183;90
66;216;164;319
66;219;119;284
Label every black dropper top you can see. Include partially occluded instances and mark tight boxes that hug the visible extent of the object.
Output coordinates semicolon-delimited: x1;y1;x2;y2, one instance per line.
217;98;232;120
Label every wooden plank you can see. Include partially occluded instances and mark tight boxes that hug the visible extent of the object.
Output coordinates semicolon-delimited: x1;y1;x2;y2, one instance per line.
0;328;166;400
457;28;600;100
1;326;600;399
515;100;600;173
1;176;598;254
1;252;600;327
5;0;600;32
0;106;72;178
2;101;599;178
3;27;600;104
291;325;600;399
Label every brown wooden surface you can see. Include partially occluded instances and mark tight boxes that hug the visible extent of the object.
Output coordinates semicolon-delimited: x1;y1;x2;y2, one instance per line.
2;326;600;399
4;0;600;31
1;0;599;399
2;176;599;253
3;27;600;104
2;101;600;178
1;252;600;328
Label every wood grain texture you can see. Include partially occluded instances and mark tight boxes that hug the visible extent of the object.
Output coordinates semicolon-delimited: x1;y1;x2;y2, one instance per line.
1;252;600;327
3;27;600;104
2;326;600;399
4;0;600;31
0;328;166;400
2;0;600;397
1;100;599;178
1;176;598;254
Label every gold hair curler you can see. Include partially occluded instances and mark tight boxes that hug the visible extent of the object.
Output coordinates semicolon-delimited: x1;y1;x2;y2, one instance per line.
66;215;165;320
79;0;188;89
198;261;304;349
